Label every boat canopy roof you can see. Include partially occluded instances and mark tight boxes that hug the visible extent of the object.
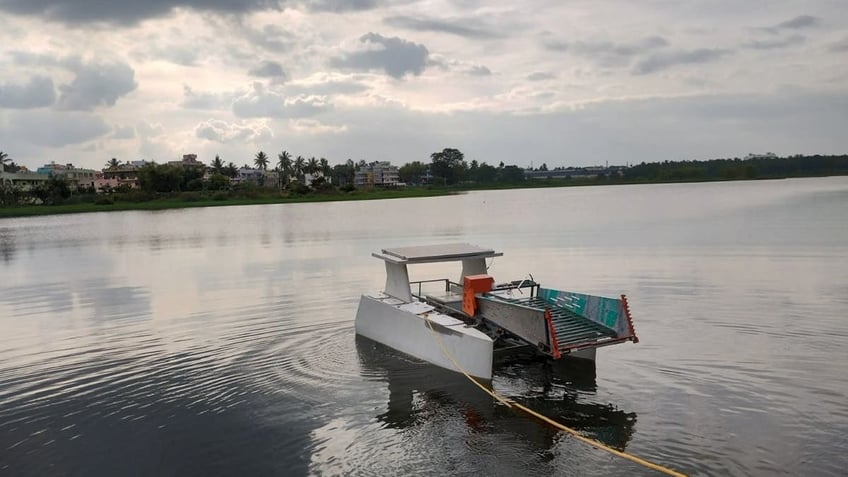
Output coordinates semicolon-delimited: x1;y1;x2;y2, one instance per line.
373;243;503;265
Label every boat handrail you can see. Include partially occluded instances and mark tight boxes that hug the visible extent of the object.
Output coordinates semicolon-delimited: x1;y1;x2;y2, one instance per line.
409;278;463;299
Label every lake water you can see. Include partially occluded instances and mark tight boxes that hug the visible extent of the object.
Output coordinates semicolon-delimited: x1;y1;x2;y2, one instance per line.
1;177;847;476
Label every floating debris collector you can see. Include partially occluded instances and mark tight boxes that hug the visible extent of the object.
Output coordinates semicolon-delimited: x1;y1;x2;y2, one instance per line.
355;243;639;379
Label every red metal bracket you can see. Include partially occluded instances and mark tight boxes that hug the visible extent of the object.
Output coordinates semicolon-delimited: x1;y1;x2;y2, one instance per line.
544;309;562;359
620;294;639;343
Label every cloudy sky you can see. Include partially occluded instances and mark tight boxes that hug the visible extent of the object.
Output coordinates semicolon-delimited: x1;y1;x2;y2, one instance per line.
0;0;846;171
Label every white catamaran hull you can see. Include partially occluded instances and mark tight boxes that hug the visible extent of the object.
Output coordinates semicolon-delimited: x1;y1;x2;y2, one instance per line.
355;294;494;380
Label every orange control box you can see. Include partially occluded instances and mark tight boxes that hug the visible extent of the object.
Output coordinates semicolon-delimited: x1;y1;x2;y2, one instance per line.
462;274;494;316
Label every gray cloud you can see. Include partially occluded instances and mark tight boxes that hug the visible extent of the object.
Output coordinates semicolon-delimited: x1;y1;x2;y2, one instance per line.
145;44;200;66
527;71;556;81
240;23;296;52
761;15;819;34
331;32;429;79
383;15;502;39
633;48;731;75
255;90;847;172
0;0;283;25
776;15;818;30
306;0;378;13
0;75;56;109
57;59;137;110
8;52;137;110
232;82;331;118
248;60;286;78
743;34;805;50
8;50;62;67
195;119;273;143
2;110;110;147
468;65;491;76
545;36;669;67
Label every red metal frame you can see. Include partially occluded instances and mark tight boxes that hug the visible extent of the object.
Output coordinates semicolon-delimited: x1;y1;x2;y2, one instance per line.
544;309;561;359
620;294;639;343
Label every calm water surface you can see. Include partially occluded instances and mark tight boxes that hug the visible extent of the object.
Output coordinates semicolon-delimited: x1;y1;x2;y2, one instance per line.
1;177;847;476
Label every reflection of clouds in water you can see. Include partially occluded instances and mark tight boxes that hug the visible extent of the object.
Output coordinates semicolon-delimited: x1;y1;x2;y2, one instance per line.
75;278;151;322
0;227;15;263
1;281;73;317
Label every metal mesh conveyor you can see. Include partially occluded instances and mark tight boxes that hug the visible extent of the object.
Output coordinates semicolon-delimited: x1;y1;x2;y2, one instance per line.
507;296;617;349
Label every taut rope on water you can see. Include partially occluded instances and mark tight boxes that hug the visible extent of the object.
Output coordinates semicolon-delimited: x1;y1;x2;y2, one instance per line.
424;316;687;477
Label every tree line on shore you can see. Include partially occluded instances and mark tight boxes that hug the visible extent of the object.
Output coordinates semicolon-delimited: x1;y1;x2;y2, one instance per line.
1;148;846;208
622;154;848;182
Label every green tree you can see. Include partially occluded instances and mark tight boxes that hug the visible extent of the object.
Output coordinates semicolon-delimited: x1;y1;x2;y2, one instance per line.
0;151;10;172
211;155;225;174
33;176;72;205
346;159;356;185
254;151;269;170
226;162;239;178
430;148;467;185
294;156;306;182
399;161;428;185
307;157;319;177
499;165;525;183
332;159;356;187
476;162;498;183
319;157;330;177
106;158;120;169
0;182;23;205
208;173;230;191
137;164;184;193
277;151;292;189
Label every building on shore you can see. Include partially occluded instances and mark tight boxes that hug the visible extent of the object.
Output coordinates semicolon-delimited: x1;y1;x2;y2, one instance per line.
231;167;264;186
524;165;628;180
0;171;49;190
102;162;141;189
168;154;205;169
36;162;97;189
354;161;400;187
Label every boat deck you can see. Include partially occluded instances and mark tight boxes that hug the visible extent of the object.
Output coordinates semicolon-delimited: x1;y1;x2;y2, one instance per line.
499;296;617;350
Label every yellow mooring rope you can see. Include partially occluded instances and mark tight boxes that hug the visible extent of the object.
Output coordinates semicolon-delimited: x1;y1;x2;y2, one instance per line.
424;317;687;477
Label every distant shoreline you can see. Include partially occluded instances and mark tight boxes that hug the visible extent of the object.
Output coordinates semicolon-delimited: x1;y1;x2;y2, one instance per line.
1;174;845;219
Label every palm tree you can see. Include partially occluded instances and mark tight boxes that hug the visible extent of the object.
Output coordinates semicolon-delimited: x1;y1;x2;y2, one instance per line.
211;155;225;174
307;157;319;177
106;158;120;169
319;157;330;177
254;151;269;170
277;150;292;189
294;156;306;182
0;151;10;172
226;162;239;178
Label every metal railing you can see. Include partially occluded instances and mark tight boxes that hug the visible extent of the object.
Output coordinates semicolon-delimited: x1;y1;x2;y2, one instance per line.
409;278;462;299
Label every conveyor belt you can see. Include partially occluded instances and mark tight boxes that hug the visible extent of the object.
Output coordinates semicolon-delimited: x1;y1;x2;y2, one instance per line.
505;296;617;350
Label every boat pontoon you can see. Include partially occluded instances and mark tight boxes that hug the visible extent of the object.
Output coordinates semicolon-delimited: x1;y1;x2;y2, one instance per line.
355;243;638;380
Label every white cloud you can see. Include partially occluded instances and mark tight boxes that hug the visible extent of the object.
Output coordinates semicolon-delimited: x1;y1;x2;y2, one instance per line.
232;82;331;118
182;85;234;110
111;125;136;139
289;118;347;134
195;118;273;143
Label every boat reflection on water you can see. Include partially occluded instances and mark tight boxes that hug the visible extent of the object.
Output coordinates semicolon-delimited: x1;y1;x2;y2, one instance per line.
355;335;637;452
